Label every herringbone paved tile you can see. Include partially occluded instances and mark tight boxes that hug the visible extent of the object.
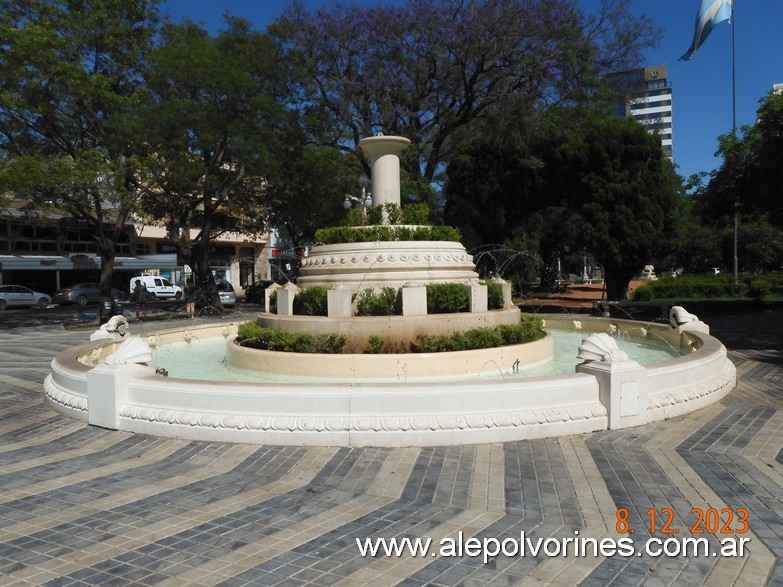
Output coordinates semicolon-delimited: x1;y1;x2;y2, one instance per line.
0;315;781;586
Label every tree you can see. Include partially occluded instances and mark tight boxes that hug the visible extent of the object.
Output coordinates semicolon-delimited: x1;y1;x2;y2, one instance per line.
697;92;783;272
273;0;660;187
0;0;159;297
546;116;678;300
138;17;288;290
667;194;723;274
445;111;678;300
444;125;548;252
752;92;783;226
265;143;356;250
704;91;783;228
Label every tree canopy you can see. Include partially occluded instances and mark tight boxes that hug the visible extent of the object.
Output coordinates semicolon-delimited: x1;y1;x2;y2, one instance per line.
445;110;678;300
138;17;290;286
702;91;783;228
0;0;160;294
273;0;660;186
1;0;671;295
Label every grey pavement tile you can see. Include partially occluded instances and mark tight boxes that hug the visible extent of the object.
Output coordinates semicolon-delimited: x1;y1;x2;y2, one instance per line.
1;319;782;586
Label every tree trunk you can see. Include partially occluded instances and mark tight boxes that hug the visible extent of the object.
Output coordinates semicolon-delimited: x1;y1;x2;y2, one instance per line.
96;235;117;298
603;266;633;302
98;247;116;297
190;242;213;288
95;238;117;323
190;241;224;310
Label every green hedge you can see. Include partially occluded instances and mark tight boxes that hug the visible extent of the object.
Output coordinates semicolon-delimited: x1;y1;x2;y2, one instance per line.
344;202;431;227
364;335;385;354
426;283;469;314
236;322;346;353
236;315;544;355
410;315;545;353
633;273;783;301
485;281;504;310
744;273;783;299
314;224;462;245
356;287;400;316
399;202;430;225
293;286;328;316
632;275;751;301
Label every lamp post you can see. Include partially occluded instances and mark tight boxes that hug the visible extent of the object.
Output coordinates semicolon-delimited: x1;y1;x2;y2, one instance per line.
343;177;373;210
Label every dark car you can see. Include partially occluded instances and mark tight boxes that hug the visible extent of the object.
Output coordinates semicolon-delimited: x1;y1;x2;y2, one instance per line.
53;282;124;306
0;285;52;310
244;280;274;304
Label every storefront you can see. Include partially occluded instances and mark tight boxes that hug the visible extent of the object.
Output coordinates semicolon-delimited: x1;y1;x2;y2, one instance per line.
0;253;177;294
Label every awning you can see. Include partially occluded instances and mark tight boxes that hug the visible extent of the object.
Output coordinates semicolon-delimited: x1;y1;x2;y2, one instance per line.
0;254;177;271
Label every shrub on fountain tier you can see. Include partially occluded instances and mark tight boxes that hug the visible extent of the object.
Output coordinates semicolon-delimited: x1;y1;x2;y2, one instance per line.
236;322;346;353
484;280;504;310
356;287;400;316
236;316;543;355
293;286;328;316
343;201;431;228
426;283;469;313
410;316;545;352
364;335;385;354
315;224;461;245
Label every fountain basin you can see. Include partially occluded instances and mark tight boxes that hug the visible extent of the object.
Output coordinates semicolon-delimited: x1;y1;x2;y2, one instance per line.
43;315;735;446
226;333;552;380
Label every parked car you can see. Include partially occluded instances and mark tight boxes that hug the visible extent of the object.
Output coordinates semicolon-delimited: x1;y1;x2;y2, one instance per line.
53;282;124;306
0;285;52;310
129;275;182;299
243;280;274;304
215;281;236;307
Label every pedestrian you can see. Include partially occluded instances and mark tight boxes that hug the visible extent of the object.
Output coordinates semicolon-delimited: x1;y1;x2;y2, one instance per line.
184;283;196;318
131;279;148;320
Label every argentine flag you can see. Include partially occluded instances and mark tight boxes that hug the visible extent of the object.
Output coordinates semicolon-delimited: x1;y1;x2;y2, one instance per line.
681;0;733;61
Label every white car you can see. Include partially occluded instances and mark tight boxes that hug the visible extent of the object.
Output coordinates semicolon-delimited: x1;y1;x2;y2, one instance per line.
0;285;52;310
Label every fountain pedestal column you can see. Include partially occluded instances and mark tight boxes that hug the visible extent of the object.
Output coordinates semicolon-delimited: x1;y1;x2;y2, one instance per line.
359;135;411;213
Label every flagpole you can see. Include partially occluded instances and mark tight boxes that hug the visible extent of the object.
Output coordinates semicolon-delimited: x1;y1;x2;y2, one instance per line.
732;0;738;281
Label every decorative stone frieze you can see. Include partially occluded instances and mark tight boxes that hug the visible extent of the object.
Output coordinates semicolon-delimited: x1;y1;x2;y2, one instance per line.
297;241;479;289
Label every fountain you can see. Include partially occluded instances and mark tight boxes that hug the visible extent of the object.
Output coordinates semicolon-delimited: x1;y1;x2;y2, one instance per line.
44;135;736;446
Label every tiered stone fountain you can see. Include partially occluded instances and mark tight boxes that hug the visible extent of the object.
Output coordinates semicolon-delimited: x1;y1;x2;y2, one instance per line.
43;136;736;446
254;134;524;364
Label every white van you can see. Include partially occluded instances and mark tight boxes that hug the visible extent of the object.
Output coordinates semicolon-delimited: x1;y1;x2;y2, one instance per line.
129;275;182;299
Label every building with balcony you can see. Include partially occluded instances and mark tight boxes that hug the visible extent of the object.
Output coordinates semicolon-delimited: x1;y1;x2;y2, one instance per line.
606;65;674;160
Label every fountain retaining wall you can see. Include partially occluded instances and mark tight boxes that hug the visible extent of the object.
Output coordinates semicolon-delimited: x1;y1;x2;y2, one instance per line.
43;315;736;447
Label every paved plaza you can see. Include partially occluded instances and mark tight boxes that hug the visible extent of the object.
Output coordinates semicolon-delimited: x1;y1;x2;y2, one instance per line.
0;310;782;586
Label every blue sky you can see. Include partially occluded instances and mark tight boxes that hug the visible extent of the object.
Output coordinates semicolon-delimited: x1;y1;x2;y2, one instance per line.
160;0;783;182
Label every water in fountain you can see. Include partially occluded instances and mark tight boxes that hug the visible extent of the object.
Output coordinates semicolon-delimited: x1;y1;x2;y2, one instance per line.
148;327;683;383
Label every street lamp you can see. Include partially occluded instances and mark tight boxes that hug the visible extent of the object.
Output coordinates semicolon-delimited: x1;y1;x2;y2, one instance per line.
343;177;373;209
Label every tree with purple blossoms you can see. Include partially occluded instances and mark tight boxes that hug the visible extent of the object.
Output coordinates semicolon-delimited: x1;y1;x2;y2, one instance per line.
271;0;660;189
